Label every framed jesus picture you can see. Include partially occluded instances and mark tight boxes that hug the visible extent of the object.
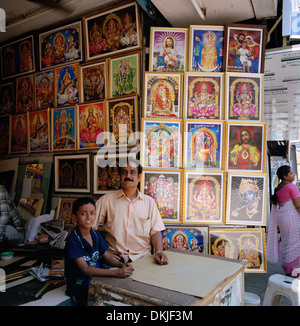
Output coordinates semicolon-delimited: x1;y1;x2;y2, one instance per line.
183;120;224;170
226;122;266;172
10;114;28;154
143;72;182;119
226;172;268;226
224;23;267;73
183;72;224;119
183;170;225;224
141;169;182;223
210;228;267;273
28;109;50;153
149;27;188;72
189;25;224;72
141;118;182;169
35;69;55;110
225;72;263;121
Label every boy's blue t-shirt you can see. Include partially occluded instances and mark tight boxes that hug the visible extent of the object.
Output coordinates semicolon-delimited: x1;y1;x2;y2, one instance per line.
65;227;109;296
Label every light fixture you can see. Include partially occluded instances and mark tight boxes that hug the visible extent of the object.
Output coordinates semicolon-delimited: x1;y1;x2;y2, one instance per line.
190;0;206;20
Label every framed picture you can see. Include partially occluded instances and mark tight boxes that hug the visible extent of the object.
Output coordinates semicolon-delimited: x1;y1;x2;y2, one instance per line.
226;122;266;172
109;51;140;98
28;109;50;153
223;23;267;73
107;95;138;147
83;2;141;61
189;25;224;72
77;101;106;151
210;228;267;273
39;21;82;70
143;72;182;119
16;74;34;114
141;118;182;169
149;27;188;72
0;82;15;115
54;154;90;193
0;115;11;155
51;106;76;152
226;172;268;226
80;60;107;102
141;168;182;223
183;120;224;169
35;69;55;109
55;196;78;227
162;226;209;254
1;35;35;80
10;114;28;154
183;72;224;119
183;170;225;224
225;72;263;121
55;63;79;107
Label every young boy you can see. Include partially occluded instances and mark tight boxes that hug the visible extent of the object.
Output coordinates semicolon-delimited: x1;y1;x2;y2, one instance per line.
64;197;134;305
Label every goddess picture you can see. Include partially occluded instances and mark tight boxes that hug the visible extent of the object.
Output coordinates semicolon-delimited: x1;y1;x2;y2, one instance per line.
16;75;34;113
0;83;14;115
10;114;28;154
35;70;54;109
28;109;50;153
0;116;10;155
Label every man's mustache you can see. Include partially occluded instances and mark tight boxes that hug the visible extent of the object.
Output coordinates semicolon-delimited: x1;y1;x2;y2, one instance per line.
124;178;134;182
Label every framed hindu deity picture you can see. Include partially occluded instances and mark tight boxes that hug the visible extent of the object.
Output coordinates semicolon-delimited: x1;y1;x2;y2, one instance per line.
10;114;28;154
149;27;188;72
106;96;138;148
39;21;82;70
183;120;224;169
0;115;11;155
83;2;141;61
183;72;224;119
210;228;267;273
0;82;15;116
109;51;140;98
141;118;182;169
16;74;34;114
226;172;268;226
143;72;182;119
225;72;263;121
183;170;225;224
226;122;266;172
54;154;90;193
55;196;79;227
80;60;107;102
55;63;79;107
1;35;35;80
35;69;55;109
141;169;182;223
189;25;224;72
77;101;106;151
162;226;209;254
51;106;76;152
28;109;50;153
223;24;267;73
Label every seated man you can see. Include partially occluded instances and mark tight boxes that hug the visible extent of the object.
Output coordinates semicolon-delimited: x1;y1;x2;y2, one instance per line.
0;185;25;246
94;161;168;265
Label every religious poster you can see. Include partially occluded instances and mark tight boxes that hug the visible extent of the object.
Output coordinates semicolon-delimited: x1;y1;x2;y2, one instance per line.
28;109;50;153
183;72;223;119
141;169;182;223
0;82;14;116
10;114;28;154
35;70;55;109
189;25;224;72
141;118;182;169
0;115;10;155
143;72;182;119
184;120;224;169
183;171;225;224
149;27;188;72
16;74;34;113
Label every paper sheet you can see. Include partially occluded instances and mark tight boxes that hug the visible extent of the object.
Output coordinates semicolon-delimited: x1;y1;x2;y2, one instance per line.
131;251;242;298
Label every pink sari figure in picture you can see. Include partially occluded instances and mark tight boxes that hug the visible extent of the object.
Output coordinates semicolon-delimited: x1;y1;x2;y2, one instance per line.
267;165;300;275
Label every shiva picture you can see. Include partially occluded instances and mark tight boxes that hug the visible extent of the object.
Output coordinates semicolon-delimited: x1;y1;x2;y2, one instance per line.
0;82;14;115
184;72;223;119
16;75;34;113
143;72;181;119
226;72;263;121
162;226;209;254
226;172;267;226
10;114;28;154
226;122;266;172
183;171;225;224
141;169;182;223
184;120;223;169
28;109;50;153
189;25;224;72
141;118;182;169
149;27;188;72
35;70;55;109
